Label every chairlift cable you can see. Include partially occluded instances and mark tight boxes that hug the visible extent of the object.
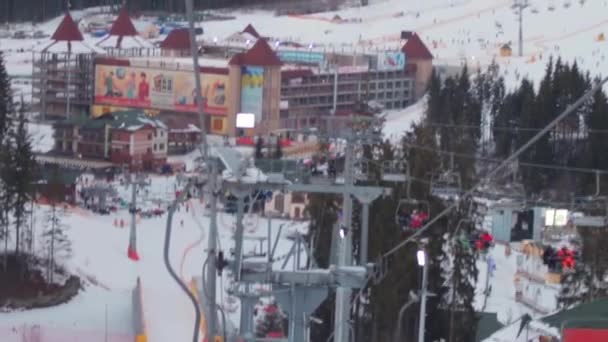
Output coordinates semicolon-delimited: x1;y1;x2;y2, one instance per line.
375;76;608;283
420;121;608;134
403;142;608;175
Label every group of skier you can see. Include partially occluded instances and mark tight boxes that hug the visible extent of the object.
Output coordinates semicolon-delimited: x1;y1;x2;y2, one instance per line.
543;245;577;272
397;208;495;253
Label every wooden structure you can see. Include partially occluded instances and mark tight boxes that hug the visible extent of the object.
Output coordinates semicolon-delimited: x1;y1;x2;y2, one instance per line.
500;44;512;57
32;12;97;119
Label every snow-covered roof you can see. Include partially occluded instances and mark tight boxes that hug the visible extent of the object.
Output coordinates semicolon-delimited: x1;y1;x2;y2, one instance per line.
170;124;201;133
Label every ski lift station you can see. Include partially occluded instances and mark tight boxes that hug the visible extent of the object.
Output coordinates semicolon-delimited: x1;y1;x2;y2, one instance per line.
490;203;578;244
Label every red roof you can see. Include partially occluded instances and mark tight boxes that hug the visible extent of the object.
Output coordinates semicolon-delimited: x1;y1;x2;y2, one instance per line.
51;12;84;42
242;24;261;39
109;7;138;37
401;32;433;60
228;39;281;67
160;28;191;50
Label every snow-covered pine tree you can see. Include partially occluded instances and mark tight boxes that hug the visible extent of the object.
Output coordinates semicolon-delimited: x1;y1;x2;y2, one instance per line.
10;110;37;258
559;226;608;308
439;202;479;342
41;202;71;283
0;51;14;269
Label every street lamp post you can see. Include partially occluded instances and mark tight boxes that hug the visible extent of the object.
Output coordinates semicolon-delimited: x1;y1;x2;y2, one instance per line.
417;249;428;342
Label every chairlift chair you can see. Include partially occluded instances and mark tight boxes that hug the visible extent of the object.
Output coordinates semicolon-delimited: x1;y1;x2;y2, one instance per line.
382;160;407;182
430;171;462;199
395;198;431;232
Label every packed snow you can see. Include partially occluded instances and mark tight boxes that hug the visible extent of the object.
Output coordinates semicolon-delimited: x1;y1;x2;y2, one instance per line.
3;0;605;340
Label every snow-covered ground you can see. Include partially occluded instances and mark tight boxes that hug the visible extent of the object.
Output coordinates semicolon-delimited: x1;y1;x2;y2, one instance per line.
2;0;604;339
0;167;307;341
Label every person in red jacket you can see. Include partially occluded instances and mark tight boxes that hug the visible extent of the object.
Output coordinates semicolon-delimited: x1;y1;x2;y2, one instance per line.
480;231;494;249
410;211;429;229
557;246;575;270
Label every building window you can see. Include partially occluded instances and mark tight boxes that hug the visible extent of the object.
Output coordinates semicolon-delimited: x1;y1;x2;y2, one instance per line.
160;130;164;137
159;143;165;150
292;193;305;204
148;133;152;140
153;144;157;151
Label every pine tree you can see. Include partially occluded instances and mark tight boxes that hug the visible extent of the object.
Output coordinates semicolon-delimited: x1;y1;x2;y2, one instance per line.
559;226;608;308
584;89;608;193
42;201;71;283
439;202;479;342
0;51;12;138
0;51;14;269
10;111;38;257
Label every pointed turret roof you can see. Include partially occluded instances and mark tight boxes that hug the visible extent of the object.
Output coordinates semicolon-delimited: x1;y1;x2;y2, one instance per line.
109;7;138;37
160;28;191;50
229;39;281;67
51;12;84;42
401;32;433;60
242;24;261;39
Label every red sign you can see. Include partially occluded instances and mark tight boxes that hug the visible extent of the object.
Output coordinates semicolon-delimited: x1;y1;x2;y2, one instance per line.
564;328;608;342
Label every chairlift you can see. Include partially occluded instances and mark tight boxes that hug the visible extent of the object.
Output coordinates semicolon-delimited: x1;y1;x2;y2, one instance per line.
381;160;407;182
430;153;462;199
394;162;431;232
430;171;462;198
569;170;607;227
354;159;371;181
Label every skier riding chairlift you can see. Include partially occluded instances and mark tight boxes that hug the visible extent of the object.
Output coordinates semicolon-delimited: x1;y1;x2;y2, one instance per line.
398;208;429;232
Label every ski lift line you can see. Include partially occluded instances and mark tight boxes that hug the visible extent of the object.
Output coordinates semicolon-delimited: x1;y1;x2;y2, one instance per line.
403;142;608;175
381;76;608;263
163;180;201;342
421;121;608;134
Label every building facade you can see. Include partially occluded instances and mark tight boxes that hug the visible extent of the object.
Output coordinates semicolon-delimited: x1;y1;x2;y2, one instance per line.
35;11;435;139
52;110;167;171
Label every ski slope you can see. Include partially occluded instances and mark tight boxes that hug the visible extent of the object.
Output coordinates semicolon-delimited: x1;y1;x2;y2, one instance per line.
1;0;604;339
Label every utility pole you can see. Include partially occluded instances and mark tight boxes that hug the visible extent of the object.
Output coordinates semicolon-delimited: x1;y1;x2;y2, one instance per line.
184;0;219;338
417;250;429;342
514;0;528;57
334;136;355;342
127;173;149;261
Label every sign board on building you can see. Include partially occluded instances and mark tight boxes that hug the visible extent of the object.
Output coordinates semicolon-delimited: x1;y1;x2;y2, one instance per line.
236;113;256;128
376;52;406;71
337;65;369;73
240;66;264;124
94;64;229;115
91;105;160;118
277;50;325;65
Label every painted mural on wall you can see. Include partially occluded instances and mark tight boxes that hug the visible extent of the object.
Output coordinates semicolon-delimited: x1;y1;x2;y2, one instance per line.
94;64;229;115
240;66;264;124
